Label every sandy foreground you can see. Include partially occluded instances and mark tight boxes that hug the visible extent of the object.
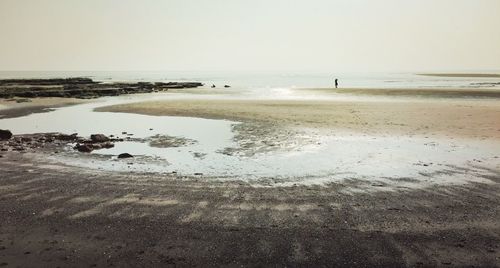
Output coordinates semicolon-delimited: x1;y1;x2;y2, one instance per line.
1;89;500;267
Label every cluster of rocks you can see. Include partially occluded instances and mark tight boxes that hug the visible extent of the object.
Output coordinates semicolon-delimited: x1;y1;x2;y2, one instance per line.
0;129;133;158
73;134;119;153
0;78;203;99
0;131;81;153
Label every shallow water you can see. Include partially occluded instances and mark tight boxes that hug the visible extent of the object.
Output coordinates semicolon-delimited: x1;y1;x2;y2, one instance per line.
1;93;499;187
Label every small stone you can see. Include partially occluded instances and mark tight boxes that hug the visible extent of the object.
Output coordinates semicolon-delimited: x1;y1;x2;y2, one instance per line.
56;133;78;141
0;129;13;140
118;153;133;159
21;137;32;142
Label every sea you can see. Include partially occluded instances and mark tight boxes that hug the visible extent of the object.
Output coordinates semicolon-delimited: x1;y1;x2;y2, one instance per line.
1;71;500;90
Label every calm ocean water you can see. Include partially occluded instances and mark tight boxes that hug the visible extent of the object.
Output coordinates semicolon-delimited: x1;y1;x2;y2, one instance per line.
1;71;499;89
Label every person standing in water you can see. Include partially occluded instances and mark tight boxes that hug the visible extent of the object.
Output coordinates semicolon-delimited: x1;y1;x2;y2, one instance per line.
334;78;339;89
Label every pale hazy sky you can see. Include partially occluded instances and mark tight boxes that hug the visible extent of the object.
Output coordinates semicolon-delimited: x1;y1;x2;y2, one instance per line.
0;0;499;72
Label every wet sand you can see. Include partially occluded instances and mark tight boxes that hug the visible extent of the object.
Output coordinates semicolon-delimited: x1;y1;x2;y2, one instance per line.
97;97;500;140
301;87;500;98
0;152;499;267
0;97;86;119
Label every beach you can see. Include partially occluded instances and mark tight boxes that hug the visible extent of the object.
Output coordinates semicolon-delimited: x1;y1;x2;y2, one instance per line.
2;0;499;265
1;80;500;267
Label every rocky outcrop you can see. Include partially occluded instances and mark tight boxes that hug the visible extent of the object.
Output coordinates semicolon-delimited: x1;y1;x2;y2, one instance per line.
154;82;203;89
0;78;96;86
0;129;13;140
0;78;204;99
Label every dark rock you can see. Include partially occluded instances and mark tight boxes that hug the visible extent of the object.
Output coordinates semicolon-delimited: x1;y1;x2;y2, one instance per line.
75;144;93;153
56;133;78;141
0;129;13;140
194;172;203;176
90;134;109;143
101;142;114;149
118;153;133;159
224;85;231;88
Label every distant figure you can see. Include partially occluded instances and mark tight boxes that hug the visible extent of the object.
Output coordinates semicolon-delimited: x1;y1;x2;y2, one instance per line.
334;78;339;89
211;84;216;88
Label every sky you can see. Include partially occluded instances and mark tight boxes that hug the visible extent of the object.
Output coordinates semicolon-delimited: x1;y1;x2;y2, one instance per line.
0;0;499;72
